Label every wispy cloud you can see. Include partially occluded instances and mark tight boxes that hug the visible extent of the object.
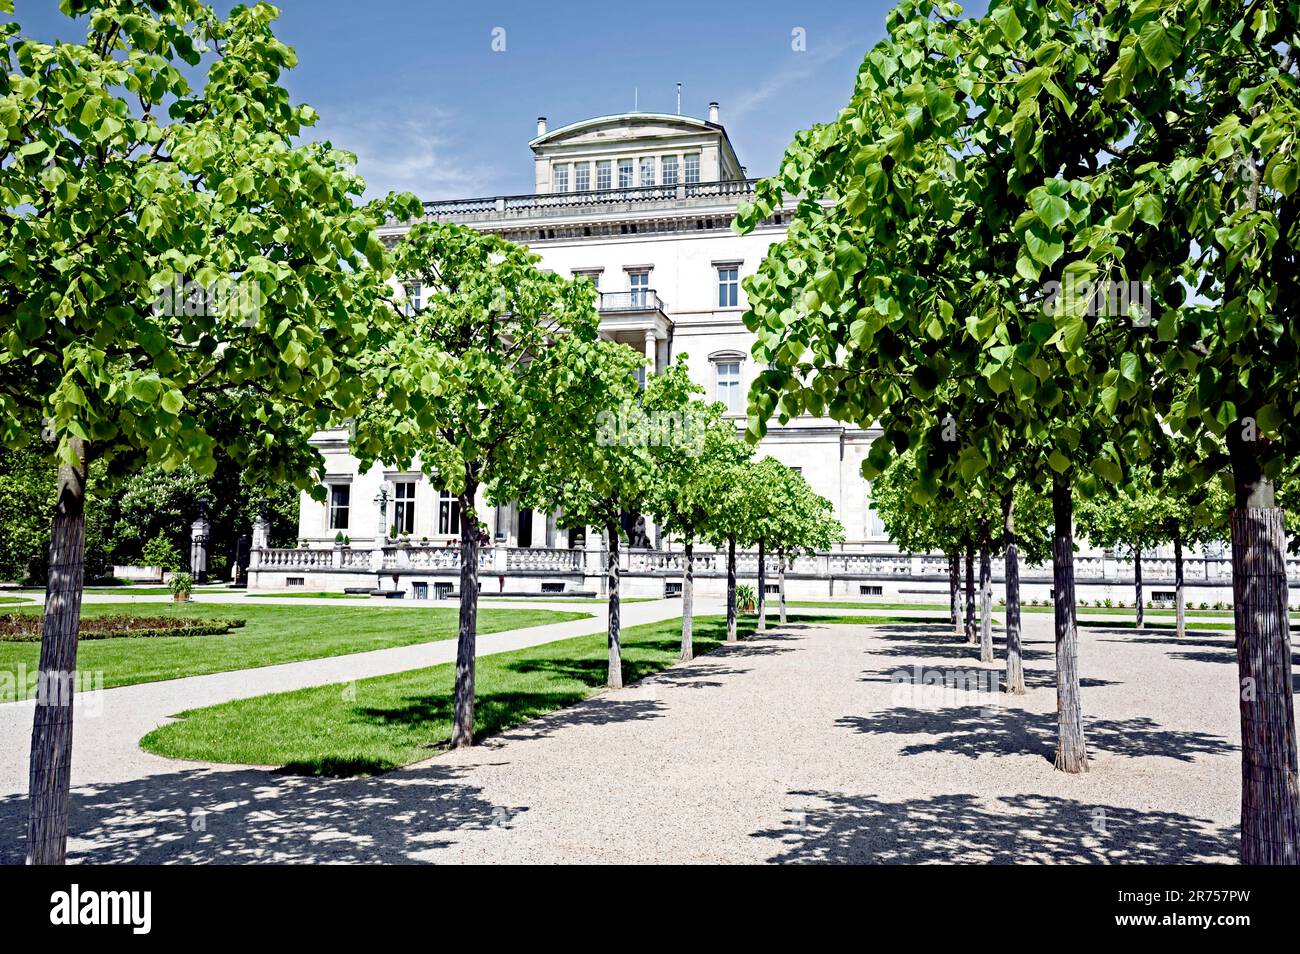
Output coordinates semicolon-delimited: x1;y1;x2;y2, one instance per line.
309;106;498;202
728;32;864;124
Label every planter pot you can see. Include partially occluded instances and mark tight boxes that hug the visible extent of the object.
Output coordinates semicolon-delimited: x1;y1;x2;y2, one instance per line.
173;593;191;603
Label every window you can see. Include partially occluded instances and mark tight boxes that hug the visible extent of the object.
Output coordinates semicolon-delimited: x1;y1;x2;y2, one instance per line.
402;283;422;317
859;585;883;596
639;157;655;186
439;490;461;536
328;484;350;530
716;361;741;413
574;162;590;192
393;481;415;535
661;155;678;186
618;158;633;188
574;270;601;289
717;266;739;307
684;153;700;183
596;160;612;190
629;271;649;307
553;163;569;193
287;577;304;587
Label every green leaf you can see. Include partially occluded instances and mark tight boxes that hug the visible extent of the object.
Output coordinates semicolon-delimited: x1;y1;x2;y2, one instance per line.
1138;21;1179;71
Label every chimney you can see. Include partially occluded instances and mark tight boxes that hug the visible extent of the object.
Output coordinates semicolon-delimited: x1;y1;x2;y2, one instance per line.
536;116;548;137
708;102;719;124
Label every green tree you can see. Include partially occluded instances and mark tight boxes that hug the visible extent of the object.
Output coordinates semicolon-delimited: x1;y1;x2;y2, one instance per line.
764;467;844;625
354;221;623;746
494;333;652;689
645;395;750;660
0;0;416;864
0;447;53;582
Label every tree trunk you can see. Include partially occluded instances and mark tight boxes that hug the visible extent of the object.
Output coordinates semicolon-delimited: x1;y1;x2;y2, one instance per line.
1227;430;1299;864
964;547;975;644
1174;533;1185;638
1134;544;1144;627
979;524;993;663
778;550;788;625
757;538;767;634
680;537;694;661
26;438;89;865
726;534;737;643
1002;493;1024;695
449;484;479;749
1052;472;1088;773
948;551;961;635
606;520;623;688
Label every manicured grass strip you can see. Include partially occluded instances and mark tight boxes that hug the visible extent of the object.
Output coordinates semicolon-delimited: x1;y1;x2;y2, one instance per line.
246;591;372;600
0;602;589;694
788;599;1296;619
141;614;753;776
16;586;229;596
0;596;34;605
484;596;657;604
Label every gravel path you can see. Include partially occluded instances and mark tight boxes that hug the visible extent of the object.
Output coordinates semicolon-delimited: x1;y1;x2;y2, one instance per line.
0;598;684;798
0;610;1254;864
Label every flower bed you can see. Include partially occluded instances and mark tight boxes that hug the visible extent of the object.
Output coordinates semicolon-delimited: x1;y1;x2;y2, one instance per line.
0;614;246;642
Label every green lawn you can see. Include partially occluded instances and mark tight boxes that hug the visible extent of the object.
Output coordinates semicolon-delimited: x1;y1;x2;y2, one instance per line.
246;591;373;600
789;599;1295;619
15;586;229;596
0;596;34;605
141;614;745;775
484;596;657;604
0;602;589;694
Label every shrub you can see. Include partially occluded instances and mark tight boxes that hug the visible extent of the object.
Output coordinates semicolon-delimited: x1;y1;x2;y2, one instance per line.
1103;598;1113;608
0;614;245;642
168;572;193;598
140;533;181;572
735;583;757;614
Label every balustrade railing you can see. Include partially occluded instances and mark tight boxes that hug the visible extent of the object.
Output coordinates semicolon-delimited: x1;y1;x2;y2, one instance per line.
248;545;1295;585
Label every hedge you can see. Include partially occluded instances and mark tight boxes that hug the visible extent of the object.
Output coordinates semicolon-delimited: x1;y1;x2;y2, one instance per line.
0;614;246;642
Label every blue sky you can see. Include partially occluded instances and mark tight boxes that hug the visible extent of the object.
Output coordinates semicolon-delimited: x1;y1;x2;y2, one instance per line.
12;1;985;200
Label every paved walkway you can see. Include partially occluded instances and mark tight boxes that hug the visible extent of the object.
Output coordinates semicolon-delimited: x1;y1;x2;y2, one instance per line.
0;597;691;797
0;610;1247;863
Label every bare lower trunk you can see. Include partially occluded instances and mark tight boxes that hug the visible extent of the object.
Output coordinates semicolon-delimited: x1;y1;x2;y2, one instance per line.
1002;493;1024;695
1052;473;1088;773
1134;546;1144;627
1174;533;1185;638
607;521;623;688
680;538;694;661
26;438;89;865
449;485;479;749
1228;430;1299;864
757;538;767;634
964;547;975;644
726;534;737;643
778;551;788;625
979;525;993;663
948;552;960;634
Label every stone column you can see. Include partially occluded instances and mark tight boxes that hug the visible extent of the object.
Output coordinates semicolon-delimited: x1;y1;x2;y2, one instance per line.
643;329;657;376
189;512;211;583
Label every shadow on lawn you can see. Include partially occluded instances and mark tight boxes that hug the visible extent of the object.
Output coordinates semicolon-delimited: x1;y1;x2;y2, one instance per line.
0;764;521;865
751;791;1237;863
836;704;1236;763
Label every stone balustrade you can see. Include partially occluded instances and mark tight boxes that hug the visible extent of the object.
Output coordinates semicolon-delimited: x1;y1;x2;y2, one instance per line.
248;545;1296;586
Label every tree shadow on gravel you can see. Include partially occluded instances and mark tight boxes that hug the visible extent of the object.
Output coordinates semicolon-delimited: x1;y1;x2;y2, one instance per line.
860;666;1117;691
751;790;1237;863
836;705;1236;762
0;763;522;865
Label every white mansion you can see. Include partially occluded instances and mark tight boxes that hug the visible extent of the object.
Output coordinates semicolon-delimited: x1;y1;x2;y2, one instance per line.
247;107;1241;602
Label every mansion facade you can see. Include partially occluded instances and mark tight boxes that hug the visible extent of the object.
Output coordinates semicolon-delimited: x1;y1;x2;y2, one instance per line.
247;107;1243;603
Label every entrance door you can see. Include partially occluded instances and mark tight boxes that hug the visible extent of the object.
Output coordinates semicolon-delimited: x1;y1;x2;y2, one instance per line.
518;508;533;548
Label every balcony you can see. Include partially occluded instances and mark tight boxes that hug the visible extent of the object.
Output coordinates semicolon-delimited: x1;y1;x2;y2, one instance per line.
597;289;667;314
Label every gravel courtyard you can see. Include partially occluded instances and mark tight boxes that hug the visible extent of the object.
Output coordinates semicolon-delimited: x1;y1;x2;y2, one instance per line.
0;612;1250;863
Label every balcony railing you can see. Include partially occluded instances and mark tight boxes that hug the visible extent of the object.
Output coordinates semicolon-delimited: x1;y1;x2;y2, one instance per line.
388;178;767;226
597;289;667;314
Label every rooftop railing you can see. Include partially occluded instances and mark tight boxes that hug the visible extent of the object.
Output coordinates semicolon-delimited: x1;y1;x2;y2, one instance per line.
393;177;766;225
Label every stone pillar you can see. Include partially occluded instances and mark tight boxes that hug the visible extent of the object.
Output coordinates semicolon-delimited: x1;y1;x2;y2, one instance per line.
643;329;657;376
189;512;211;583
545;509;558;548
251;512;270;552
505;501;519;548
